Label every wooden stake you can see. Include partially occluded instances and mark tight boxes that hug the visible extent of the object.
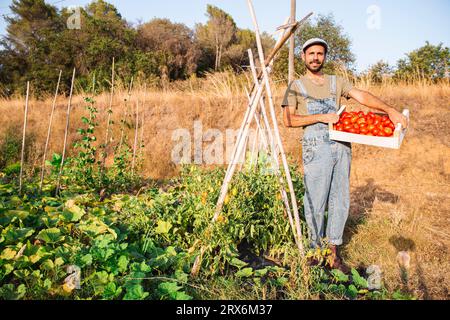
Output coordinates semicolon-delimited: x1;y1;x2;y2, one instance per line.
139;84;147;161
102;57;115;169
247;51;300;250
40;70;62;192
251;11;313;89
56;68;76;196
191;9;313;276
223;20;296;181
248;0;304;254
118;77;134;151
244;87;268;151
19;81;30;195
131;98;139;175
191;73;267;276
250;125;259;169
289;0;296;82
224;17;292;178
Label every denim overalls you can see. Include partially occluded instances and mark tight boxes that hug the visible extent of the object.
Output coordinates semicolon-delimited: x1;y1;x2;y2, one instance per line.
294;76;352;248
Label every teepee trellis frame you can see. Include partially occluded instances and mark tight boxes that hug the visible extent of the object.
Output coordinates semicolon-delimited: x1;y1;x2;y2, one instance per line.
191;1;313;276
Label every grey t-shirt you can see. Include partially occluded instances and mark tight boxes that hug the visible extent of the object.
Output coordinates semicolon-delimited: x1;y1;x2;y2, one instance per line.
281;75;353;115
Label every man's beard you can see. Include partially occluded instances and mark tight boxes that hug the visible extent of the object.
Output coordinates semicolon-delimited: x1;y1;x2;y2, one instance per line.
305;60;324;72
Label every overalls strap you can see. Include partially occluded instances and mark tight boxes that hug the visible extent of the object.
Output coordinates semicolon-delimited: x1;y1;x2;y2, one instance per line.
330;75;336;97
294;79;308;98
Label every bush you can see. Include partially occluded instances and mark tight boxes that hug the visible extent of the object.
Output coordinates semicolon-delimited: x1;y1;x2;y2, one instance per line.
3;162;21;176
0;125;37;170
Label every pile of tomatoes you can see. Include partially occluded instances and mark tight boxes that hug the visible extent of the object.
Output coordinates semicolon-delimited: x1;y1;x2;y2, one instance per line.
333;111;396;137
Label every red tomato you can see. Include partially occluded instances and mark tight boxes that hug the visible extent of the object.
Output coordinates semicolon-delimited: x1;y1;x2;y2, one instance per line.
343;119;351;126
358;111;365;118
367;112;375;118
341;112;350;118
357;117;367;125
348;128;357;134
388;122;395;130
366;132;374;136
360;127;369;134
372;128;380;135
359;123;367;129
353;123;360;129
383;127;393;136
367;124;375;132
351;116;359;124
367;117;374;125
337;126;344;131
344;125;353;131
377;130;386;137
381;115;389;122
373;119;381;126
383;120;392;127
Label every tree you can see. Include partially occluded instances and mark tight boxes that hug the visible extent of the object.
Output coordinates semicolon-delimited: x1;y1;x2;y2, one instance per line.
195;5;237;71
364;60;393;83
0;0;66;96
136;18;200;80
395;41;449;81
62;0;136;90
0;0;137;96
273;14;355;81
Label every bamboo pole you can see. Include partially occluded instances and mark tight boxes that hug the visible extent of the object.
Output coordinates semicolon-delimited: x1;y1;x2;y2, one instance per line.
56;68;76;196
289;0;296;82
230;20;288;176
39;70;62;192
222;15;299;181
224;84;257;177
102;57;115;170
249;46;298;243
118;76;134;151
250;11;313;90
19;81;30;195
244;87;268;151
248;0;304;254
191;9;313;276
139;84;147;161
239;133;249;171
248;49;277;158
131;98;139;175
247;48;298;247
223;14;293;179
250;124;259;169
91;72;96;94
191;69;268;276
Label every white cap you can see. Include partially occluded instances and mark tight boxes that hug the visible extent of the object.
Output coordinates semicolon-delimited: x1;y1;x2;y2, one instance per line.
302;38;328;53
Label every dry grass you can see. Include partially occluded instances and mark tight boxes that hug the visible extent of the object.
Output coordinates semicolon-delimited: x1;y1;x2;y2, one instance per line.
0;72;449;299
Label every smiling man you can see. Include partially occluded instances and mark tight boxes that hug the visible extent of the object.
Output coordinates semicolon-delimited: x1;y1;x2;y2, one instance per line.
282;38;407;272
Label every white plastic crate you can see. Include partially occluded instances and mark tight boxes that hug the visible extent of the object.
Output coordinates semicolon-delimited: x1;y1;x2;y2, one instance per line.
329;105;410;149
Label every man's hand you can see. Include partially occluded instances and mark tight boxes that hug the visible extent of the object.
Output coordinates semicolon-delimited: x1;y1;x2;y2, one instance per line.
387;108;408;129
349;88;408;129
320;113;340;124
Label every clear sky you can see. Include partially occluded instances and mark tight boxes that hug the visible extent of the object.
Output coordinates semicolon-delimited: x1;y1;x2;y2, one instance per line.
0;0;449;72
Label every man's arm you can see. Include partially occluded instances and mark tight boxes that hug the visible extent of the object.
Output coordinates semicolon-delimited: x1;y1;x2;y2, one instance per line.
348;88;408;128
283;106;339;128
